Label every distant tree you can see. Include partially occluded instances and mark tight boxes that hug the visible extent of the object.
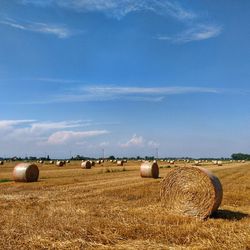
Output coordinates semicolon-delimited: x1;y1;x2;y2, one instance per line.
231;153;250;160
108;155;115;160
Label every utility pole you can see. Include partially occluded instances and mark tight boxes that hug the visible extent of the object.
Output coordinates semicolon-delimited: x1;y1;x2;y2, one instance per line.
102;148;105;160
156;148;159;160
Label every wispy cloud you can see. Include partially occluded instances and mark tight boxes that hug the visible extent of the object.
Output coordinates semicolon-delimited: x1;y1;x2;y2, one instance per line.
0;119;110;152
0;119;36;129
47;130;109;144
157;24;222;43
120;134;160;148
120;134;144;148
0;18;75;38
20;0;195;20
51;85;219;103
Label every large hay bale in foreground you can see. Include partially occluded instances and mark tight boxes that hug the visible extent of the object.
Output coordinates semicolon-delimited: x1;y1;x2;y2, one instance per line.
160;167;223;219
81;161;92;169
140;161;159;178
13;163;39;182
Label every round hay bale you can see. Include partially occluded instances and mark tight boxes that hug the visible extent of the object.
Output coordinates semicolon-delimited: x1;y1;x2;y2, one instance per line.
194;160;200;166
96;160;101;164
217;161;223;166
0;161;4;165
81;161;92;169
39;160;44;164
170;160;175;165
13;163;39;182
91;161;95;167
160;166;223;219
49;160;54;164
56;161;64;167
140;161;159;178
66;160;70;164
117;160;123;166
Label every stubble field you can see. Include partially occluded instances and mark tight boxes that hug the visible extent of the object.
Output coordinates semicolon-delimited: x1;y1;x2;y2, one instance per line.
0;160;249;249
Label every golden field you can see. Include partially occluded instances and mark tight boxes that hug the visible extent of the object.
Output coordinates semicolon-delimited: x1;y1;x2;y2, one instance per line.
0;160;249;249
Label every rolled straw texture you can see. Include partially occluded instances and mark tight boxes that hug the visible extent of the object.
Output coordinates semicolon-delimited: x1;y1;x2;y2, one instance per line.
140;161;159;178
13;163;39;182
81;161;92;169
160;166;223;219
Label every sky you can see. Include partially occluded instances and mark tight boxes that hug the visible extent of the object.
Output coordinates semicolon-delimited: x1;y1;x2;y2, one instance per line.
0;0;250;159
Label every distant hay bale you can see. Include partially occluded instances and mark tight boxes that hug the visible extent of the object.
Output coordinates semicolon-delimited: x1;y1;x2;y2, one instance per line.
39;160;44;164
81;161;92;169
96;160;101;164
242;160;245;163
194;160;200;166
13;163;39;182
91;161;95;167
170;160;175;165
140;161;159;178
123;159;127;163
0;161;3;165
160;166;223;219
117;160;124;166
217;161;223;166
66;160;70;164
56;161;64;167
49;160;54;164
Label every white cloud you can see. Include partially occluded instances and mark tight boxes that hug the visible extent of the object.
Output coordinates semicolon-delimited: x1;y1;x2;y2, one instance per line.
20;0;195;20
148;140;160;148
51;86;219;103
47;130;109;144
120;134;145;148
0;18;74;38
120;135;160;149
0;119;35;130
157;24;222;43
99;141;110;147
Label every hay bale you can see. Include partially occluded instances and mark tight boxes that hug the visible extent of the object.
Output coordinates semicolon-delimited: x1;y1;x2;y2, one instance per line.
170;160;175;165
13;163;39;182
91;161;95;167
0;161;3;165
81;161;92;169
217;161;223;166
39;160;44;164
96;160;101;164
66;160;70;164
140;161;159;178
194;160;200;166
117;160;123;166
56;161;64;167
49;160;54;164
160;166;223;219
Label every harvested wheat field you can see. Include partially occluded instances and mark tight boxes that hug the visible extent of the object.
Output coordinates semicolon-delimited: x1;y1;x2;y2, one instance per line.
0;161;249;249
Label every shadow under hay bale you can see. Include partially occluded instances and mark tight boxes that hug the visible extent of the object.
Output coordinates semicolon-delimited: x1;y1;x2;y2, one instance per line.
13;163;39;182
160;166;223;219
212;210;249;221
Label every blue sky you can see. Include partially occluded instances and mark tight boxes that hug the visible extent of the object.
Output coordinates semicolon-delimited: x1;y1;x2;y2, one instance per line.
0;0;250;158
